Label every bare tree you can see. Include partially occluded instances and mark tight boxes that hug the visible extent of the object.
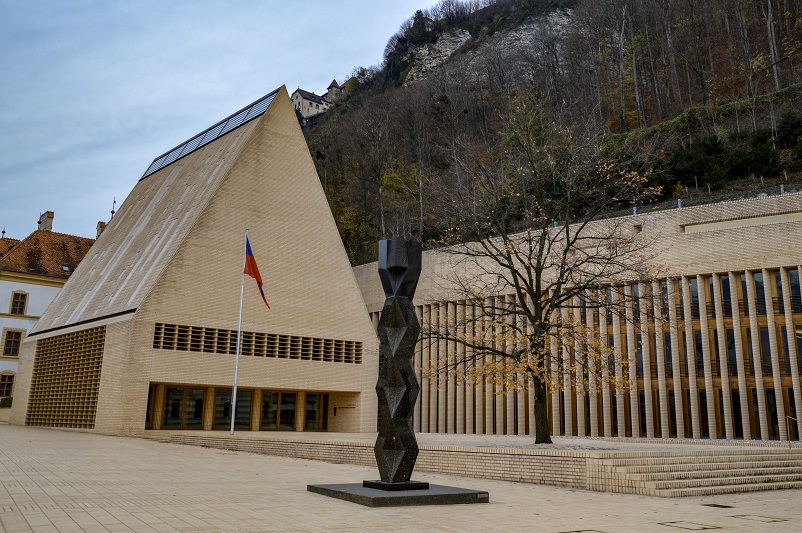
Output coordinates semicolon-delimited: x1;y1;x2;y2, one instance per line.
425;92;661;443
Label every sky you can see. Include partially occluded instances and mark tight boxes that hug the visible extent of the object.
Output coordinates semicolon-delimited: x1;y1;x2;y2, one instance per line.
0;0;427;240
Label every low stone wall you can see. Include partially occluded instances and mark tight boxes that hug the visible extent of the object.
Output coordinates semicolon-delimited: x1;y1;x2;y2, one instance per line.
164;434;592;489
0;408;11;423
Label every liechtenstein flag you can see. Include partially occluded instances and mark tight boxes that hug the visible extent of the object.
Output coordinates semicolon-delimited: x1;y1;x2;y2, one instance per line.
244;237;270;308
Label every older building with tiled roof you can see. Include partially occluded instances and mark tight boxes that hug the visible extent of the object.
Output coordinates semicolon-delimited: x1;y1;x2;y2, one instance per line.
291;87;331;122
0;212;95;416
0;236;21;259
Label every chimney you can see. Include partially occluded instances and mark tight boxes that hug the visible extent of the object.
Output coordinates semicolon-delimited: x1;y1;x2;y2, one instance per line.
38;211;54;231
96;221;107;238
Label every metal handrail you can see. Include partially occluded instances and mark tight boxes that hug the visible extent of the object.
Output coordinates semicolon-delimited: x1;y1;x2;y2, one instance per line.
787;416;798;449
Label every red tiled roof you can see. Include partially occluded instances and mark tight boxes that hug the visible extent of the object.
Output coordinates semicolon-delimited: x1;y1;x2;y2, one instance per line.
0;230;94;279
0;238;21;259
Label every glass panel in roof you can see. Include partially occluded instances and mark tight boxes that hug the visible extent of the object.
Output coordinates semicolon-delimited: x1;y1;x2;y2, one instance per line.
177;134;204;157
140;88;279;180
219;108;249;135
243;94;274;121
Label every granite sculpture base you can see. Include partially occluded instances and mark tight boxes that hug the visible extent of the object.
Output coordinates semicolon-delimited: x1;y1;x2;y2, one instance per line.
307;483;489;507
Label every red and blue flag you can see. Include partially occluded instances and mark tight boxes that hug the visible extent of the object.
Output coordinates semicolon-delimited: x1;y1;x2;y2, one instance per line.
244;237;270;308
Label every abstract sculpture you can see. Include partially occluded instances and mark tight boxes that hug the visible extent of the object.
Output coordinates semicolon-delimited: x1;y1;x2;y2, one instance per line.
370;237;423;488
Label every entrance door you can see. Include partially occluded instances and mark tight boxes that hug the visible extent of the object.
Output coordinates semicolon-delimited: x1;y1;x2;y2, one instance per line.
260;391;297;430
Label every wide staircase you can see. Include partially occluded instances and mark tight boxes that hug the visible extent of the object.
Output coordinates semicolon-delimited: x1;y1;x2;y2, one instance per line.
600;448;802;497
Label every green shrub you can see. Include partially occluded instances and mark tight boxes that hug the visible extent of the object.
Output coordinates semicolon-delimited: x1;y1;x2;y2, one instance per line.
726;129;782;179
0;397;12;408
669;137;725;188
777;112;802;149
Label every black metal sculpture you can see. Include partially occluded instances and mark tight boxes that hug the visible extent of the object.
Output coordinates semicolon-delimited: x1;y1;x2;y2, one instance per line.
370;237;424;488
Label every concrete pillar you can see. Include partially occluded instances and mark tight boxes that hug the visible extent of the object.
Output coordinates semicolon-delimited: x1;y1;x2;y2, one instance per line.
624;284;640;437
782;267;802;438
654;281;670;437
586;302;599;437
517;298;527;435
295;391;306;432
561;305;573;436
421;305;431;432
612;288;627;436
465;303;476;434
599;288;613;437
712;273;734;439
438;303;447;433
681;276;701;438
729;271;752;439
697;274;718;438
551;308;561;436
456;301;466;434
251;389;262;431
639;282;656;438
763;268;787;440
745;271;770;440
447;301;457;434
574;302;586;437
415;306;423;433
494;297;505;436
667;279;685;438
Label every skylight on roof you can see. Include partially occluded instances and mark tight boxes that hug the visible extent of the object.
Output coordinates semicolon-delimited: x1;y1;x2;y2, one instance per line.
140;89;279;180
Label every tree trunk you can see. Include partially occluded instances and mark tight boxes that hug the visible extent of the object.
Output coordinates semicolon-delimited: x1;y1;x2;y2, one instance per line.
532;372;553;444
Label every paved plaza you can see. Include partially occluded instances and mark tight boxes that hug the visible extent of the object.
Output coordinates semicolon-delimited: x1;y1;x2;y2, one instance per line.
1;425;801;532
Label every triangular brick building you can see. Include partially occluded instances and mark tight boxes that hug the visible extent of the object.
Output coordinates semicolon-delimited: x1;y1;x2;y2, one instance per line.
11;87;378;434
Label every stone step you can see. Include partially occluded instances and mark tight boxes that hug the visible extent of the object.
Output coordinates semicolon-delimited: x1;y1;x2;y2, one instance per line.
617;459;802;474
628;466;802;482
643;472;802;490
602;453;802;467
655;480;802;498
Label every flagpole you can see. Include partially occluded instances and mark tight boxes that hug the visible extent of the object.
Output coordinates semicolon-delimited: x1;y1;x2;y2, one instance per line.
231;229;248;435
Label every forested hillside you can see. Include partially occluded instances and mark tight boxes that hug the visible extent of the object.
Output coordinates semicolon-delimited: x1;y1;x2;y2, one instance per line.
305;0;802;264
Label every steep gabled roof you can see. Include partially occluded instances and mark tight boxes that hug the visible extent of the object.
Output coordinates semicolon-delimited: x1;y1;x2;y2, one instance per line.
327;79;340;89
31;88;281;332
0;230;94;279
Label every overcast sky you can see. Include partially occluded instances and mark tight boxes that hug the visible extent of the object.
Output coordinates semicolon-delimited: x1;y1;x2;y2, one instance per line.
0;0;426;240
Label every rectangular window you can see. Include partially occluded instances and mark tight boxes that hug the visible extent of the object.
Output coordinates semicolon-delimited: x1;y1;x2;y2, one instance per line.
665;332;673;378
636;334;643;378
214;388;252;430
261;391;279;430
776;271;785;312
721;275;732;317
760;327;772;375
3;331;22;356
745;328;756;376
305;394;321;431
279;392;297;430
10;293;27;315
163;387;184;428
754;272;767;315
184;388;205;429
708;276;715;318
790;269;802;313
783;326;791;376
727;329;737;376
694;330;704;377
0;374;13;397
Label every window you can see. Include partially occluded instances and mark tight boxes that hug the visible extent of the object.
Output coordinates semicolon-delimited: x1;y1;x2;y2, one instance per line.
10;292;27;315
2;330;23;356
0;374;13;397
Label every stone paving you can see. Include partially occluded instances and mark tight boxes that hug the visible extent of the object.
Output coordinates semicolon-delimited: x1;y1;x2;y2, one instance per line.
1;425;801;532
